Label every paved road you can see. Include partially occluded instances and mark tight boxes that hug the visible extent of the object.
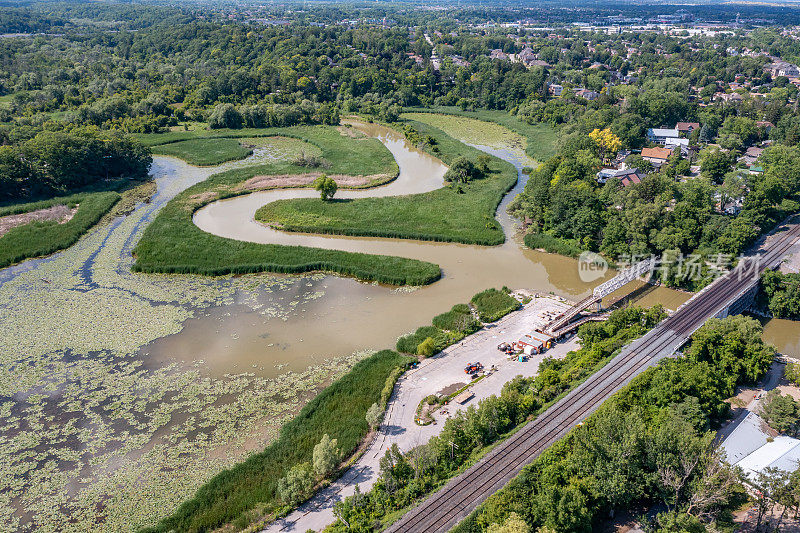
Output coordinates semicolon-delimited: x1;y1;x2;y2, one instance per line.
264;297;577;533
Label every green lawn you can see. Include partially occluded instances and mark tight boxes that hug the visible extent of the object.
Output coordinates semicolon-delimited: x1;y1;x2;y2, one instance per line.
0;191;120;268
132;125;440;285
143;350;413;533
151;138;253;166
254;119;518;246
404;106;559;162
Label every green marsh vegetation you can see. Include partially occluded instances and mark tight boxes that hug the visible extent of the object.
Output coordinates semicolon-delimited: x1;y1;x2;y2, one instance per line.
255;119;518;245
523;232;583;258
470;288;520;322
403;108;559;163
0;191;120;268
141;130;327;167
151;137;253;166
145;350;414;533
134;125;442;285
396;289;517;356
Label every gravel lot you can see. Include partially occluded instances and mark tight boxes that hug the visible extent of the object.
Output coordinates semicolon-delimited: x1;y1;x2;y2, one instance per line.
265;295;580;533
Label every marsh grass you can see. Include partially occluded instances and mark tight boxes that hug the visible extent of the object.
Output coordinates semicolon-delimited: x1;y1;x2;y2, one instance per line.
0;191;120;268
143;350;413;533
471;288;520;322
523;232;582;258
403;106;559;162
255;119;518;246
152;138;253;166
134;125;441;285
432;304;481;334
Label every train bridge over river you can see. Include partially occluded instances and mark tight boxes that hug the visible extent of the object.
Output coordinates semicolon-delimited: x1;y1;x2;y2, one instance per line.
543;256;657;337
386;221;800;533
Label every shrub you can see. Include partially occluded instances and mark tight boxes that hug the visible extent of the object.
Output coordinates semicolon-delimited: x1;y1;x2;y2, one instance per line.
471;288;520;322
366;403;383;429
312;434;341;478
396;326;450;354
295;151;331;169
432;304;481;334
523;232;582;258
444;156;481;183
208;103;244;129
417;337;437;357
277;463;314;505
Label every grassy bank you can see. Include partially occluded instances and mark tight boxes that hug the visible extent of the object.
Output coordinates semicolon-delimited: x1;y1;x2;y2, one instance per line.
151;138;253;166
133;125;441;285
471;288;520;322
0;191;120;268
396;288;519;355
523;232;582;258
255;119;518;245
143;350;413;533
404;106;559;162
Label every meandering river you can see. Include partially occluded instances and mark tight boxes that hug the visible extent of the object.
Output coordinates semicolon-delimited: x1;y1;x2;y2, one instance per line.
1;117;797;531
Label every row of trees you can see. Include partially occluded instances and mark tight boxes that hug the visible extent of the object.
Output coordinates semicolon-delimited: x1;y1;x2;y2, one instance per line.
761;270;800;319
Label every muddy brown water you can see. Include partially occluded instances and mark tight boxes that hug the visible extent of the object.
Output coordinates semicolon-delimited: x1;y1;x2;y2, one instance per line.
762;319;800;358
145;121;688;377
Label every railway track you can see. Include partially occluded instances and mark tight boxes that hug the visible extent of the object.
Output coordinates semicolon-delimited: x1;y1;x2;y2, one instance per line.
386;222;800;533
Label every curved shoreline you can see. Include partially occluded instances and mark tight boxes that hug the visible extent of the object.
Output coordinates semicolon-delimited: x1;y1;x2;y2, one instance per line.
192;120;450;256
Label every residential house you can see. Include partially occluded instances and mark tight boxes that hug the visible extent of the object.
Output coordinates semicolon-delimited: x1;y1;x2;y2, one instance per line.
757;120;775;133
675;122;700;136
548;83;563;97
664;137;689;154
596;167;645;185
646;127;679;144
516;47;537;64
641;147;673;167
740;146;764;166
575;88;600;101
715;92;743;103
489;49;510;61
450;55;470;68
714;191;745;215
526;59;551;68
765;60;800;78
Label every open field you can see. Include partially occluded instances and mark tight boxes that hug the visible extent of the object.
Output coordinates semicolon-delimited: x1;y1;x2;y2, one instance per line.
133;125;443;285
254;119;518;245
